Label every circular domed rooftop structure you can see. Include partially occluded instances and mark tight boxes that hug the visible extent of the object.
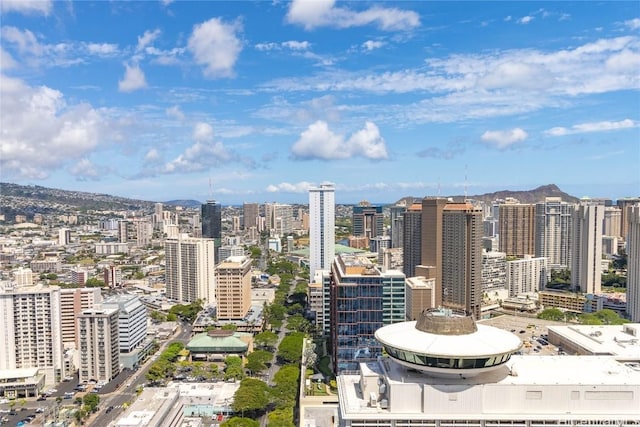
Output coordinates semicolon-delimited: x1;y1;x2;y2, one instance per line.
375;309;522;377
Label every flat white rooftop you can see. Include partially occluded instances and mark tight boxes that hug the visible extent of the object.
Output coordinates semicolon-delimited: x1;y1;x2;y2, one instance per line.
338;356;640;421
548;323;640;357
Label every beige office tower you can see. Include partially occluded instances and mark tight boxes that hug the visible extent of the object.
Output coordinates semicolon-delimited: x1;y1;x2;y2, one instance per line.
571;202;604;295
242;202;259;230
441;203;483;319
498;203;535;257
626;204;640;322
77;307;120;382
405;276;436;321
603;207;622;238
59;287;103;347
164;235;216;304
0;282;64;387
420;198;448;307
617;197;640;241
215;255;252;320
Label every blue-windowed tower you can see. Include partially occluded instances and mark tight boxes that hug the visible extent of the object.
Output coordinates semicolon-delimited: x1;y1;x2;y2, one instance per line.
329;254;405;374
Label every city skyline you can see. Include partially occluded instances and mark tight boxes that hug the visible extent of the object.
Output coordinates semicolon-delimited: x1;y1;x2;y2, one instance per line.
1;1;639;204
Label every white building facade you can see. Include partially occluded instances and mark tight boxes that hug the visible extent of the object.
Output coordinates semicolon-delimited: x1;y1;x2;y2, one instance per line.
102;294;147;353
506;255;549;296
77;307;120;382
164;235;216;305
535;197;574;269
309;184;335;278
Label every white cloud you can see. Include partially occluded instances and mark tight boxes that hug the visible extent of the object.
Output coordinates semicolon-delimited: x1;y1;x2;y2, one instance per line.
266;181;315;193
480;128;528;149
0;0;52;15
255;42;278;51
68;158;100;180
625;18;640;30
518;16;534;24
287;0;419;31
137;29;161;52
362;40;385;51
188;17;242;78
86;43;119;56
165;105;185;120
1;26;42;56
0;47;17;70
118;63;147;92
545;119;637;136
291;120;389;160
261;36;640;124
144;148;161;163
162;122;233;174
0;75;107;180
282;40;310;50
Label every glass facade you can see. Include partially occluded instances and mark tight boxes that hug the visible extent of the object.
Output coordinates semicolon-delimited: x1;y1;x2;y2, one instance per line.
383;344;512;370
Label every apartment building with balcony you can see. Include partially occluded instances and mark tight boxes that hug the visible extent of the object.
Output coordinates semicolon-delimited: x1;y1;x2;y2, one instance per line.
77;307;120;382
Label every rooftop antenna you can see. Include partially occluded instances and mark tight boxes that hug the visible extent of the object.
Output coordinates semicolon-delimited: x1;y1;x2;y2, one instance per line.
208;177;214;201
464;164;468;200
437;177;441;197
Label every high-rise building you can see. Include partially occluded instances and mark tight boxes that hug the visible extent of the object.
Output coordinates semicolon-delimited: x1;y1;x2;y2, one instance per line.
242;203;259;230
420;197;448;308
103;265;122;288
134;219;153;247
352;202;384;240
626;204;640;322
118;219;128;243
402;203;422;278
59;287;102;347
77;307;120;383
309;184;335;278
441;203;483;319
535;197;574;269
0;282;65;386
164;235;216;305
571;202;604;294
618;197;640;241
389;204;406;248
603;206;622;238
405;276;436;321
102;294;147;354
215;255;252;321
70;265;90;286
58;228;71;246
265;202;294;236
507;255;549;296
498;203;535;257
153;202;164;231
329;254;405;374
201;200;222;242
481;250;507;292
13;267;33;287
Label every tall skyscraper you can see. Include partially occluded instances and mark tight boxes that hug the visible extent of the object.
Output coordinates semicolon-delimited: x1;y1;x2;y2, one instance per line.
329;254;405;374
352;202;384;240
571;202;604;294
603;206;622;238
118;219;128;243
164;235;216;304
617;197;640;241
243;202;259;230
441;203;483;319
389;204;406;248
58;228;71;246
535;197;574;269
134;219;153;247
0;281;64;386
402;203;422;278
309;184;335;278
77;307;120;383
264;202;294;235
153;202;164;231
201;200;222;240
625;204;640;322
419;197;448;307
215;255;252;320
498;203;535;257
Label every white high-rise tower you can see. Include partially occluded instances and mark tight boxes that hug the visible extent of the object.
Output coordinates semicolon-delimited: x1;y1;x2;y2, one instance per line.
571;201;604;294
309;184;335;278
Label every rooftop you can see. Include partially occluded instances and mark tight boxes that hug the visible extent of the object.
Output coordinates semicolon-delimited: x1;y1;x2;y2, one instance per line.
548;323;640;357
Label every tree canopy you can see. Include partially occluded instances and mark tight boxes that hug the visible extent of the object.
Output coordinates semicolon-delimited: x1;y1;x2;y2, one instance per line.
231;378;271;415
277;332;304;364
254;330;278;349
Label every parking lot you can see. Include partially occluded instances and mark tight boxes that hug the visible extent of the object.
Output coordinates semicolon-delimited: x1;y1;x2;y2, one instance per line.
479;313;566;356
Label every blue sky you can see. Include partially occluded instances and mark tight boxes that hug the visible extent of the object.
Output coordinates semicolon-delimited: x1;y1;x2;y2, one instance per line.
1;1;639;204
